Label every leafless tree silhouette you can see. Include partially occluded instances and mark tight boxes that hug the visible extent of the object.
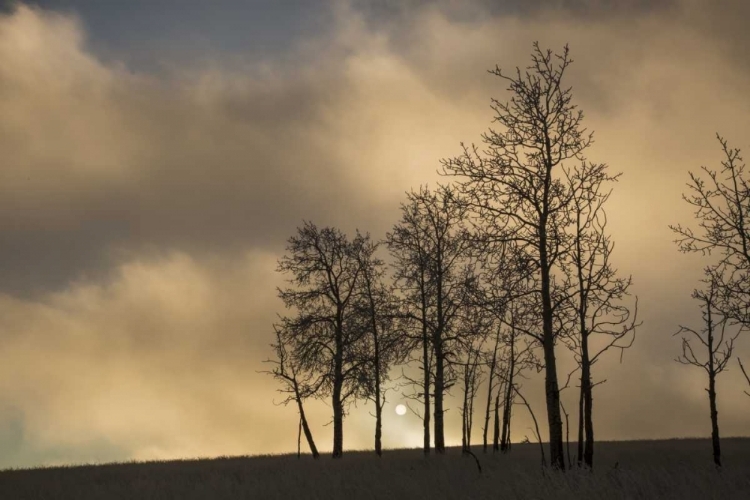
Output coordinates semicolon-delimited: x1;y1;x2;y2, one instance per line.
561;161;639;470
353;239;407;456
276;222;373;458
674;275;743;467
442;43;598;469
263;326;321;459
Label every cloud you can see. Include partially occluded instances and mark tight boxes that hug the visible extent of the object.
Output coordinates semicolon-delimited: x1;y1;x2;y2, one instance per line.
0;0;749;467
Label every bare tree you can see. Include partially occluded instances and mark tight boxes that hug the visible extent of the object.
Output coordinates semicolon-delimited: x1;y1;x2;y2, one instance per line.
276;222;372;458
386;185;474;454
562;161;639;470
674;275;742;467
353;238;406;456
263;326;321;459
670;135;750;325
443;43;596;469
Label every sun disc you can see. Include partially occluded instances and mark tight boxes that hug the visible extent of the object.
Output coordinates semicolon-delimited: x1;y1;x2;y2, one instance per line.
395;404;407;416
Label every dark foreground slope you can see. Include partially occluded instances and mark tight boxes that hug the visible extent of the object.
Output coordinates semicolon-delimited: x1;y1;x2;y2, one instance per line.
1;438;749;500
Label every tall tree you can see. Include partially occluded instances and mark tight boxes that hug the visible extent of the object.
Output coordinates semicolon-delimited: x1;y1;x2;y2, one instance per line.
670;135;750;325
276;222;372;458
443;43;596;469
386;185;474;453
674;275;742;467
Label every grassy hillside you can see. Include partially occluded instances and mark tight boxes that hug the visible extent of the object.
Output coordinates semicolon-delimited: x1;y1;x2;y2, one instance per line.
0;438;749;499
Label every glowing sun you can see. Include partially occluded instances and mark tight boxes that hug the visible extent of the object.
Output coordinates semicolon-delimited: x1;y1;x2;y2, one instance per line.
395;404;407;416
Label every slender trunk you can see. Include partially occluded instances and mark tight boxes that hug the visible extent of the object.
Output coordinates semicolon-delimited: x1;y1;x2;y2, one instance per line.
483;339;498;453
332;379;343;458
583;370;594;469
464;358;477;454
296;397;319;459
332;319;344;458
501;333;515;452
421;273;431;456
422;314;431;456
561;401;571;469
493;388;501;452
434;252;446;454
297;415;302;459
581;334;594;469
293;379;319;459
708;372;721;467
369;294;382;457
375;382;382;457
462;375;469;454
577;382;584;467
434;343;445;453
540;255;564;469
707;307;721;467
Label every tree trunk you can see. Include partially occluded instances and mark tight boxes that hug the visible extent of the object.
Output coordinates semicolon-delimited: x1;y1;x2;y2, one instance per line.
423;323;431;456
581;334;594;469
708;372;721;467
332;381;343;458
296;397;319;459
540;255;565;469
373;325;383;457
375;387;383;457
297;415;302;459
493;388;501;452
462;374;469;454
434;344;446;453
421;278;431;456
577;382;584;467
332;323;344;458
501;337;515;452
707;307;721;467
483;343;498;453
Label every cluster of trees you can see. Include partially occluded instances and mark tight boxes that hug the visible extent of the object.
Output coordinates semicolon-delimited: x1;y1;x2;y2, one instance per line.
266;43;640;471
267;42;750;471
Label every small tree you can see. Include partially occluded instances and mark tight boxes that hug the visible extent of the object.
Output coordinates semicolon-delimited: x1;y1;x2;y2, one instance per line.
264;326;321;459
674;275;742;467
562;161;639;470
353;238;406;456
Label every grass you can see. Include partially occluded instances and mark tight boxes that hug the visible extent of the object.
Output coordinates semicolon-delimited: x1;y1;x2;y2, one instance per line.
0;438;749;499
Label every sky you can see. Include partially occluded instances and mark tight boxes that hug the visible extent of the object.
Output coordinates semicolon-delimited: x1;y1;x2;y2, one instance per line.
0;0;749;468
